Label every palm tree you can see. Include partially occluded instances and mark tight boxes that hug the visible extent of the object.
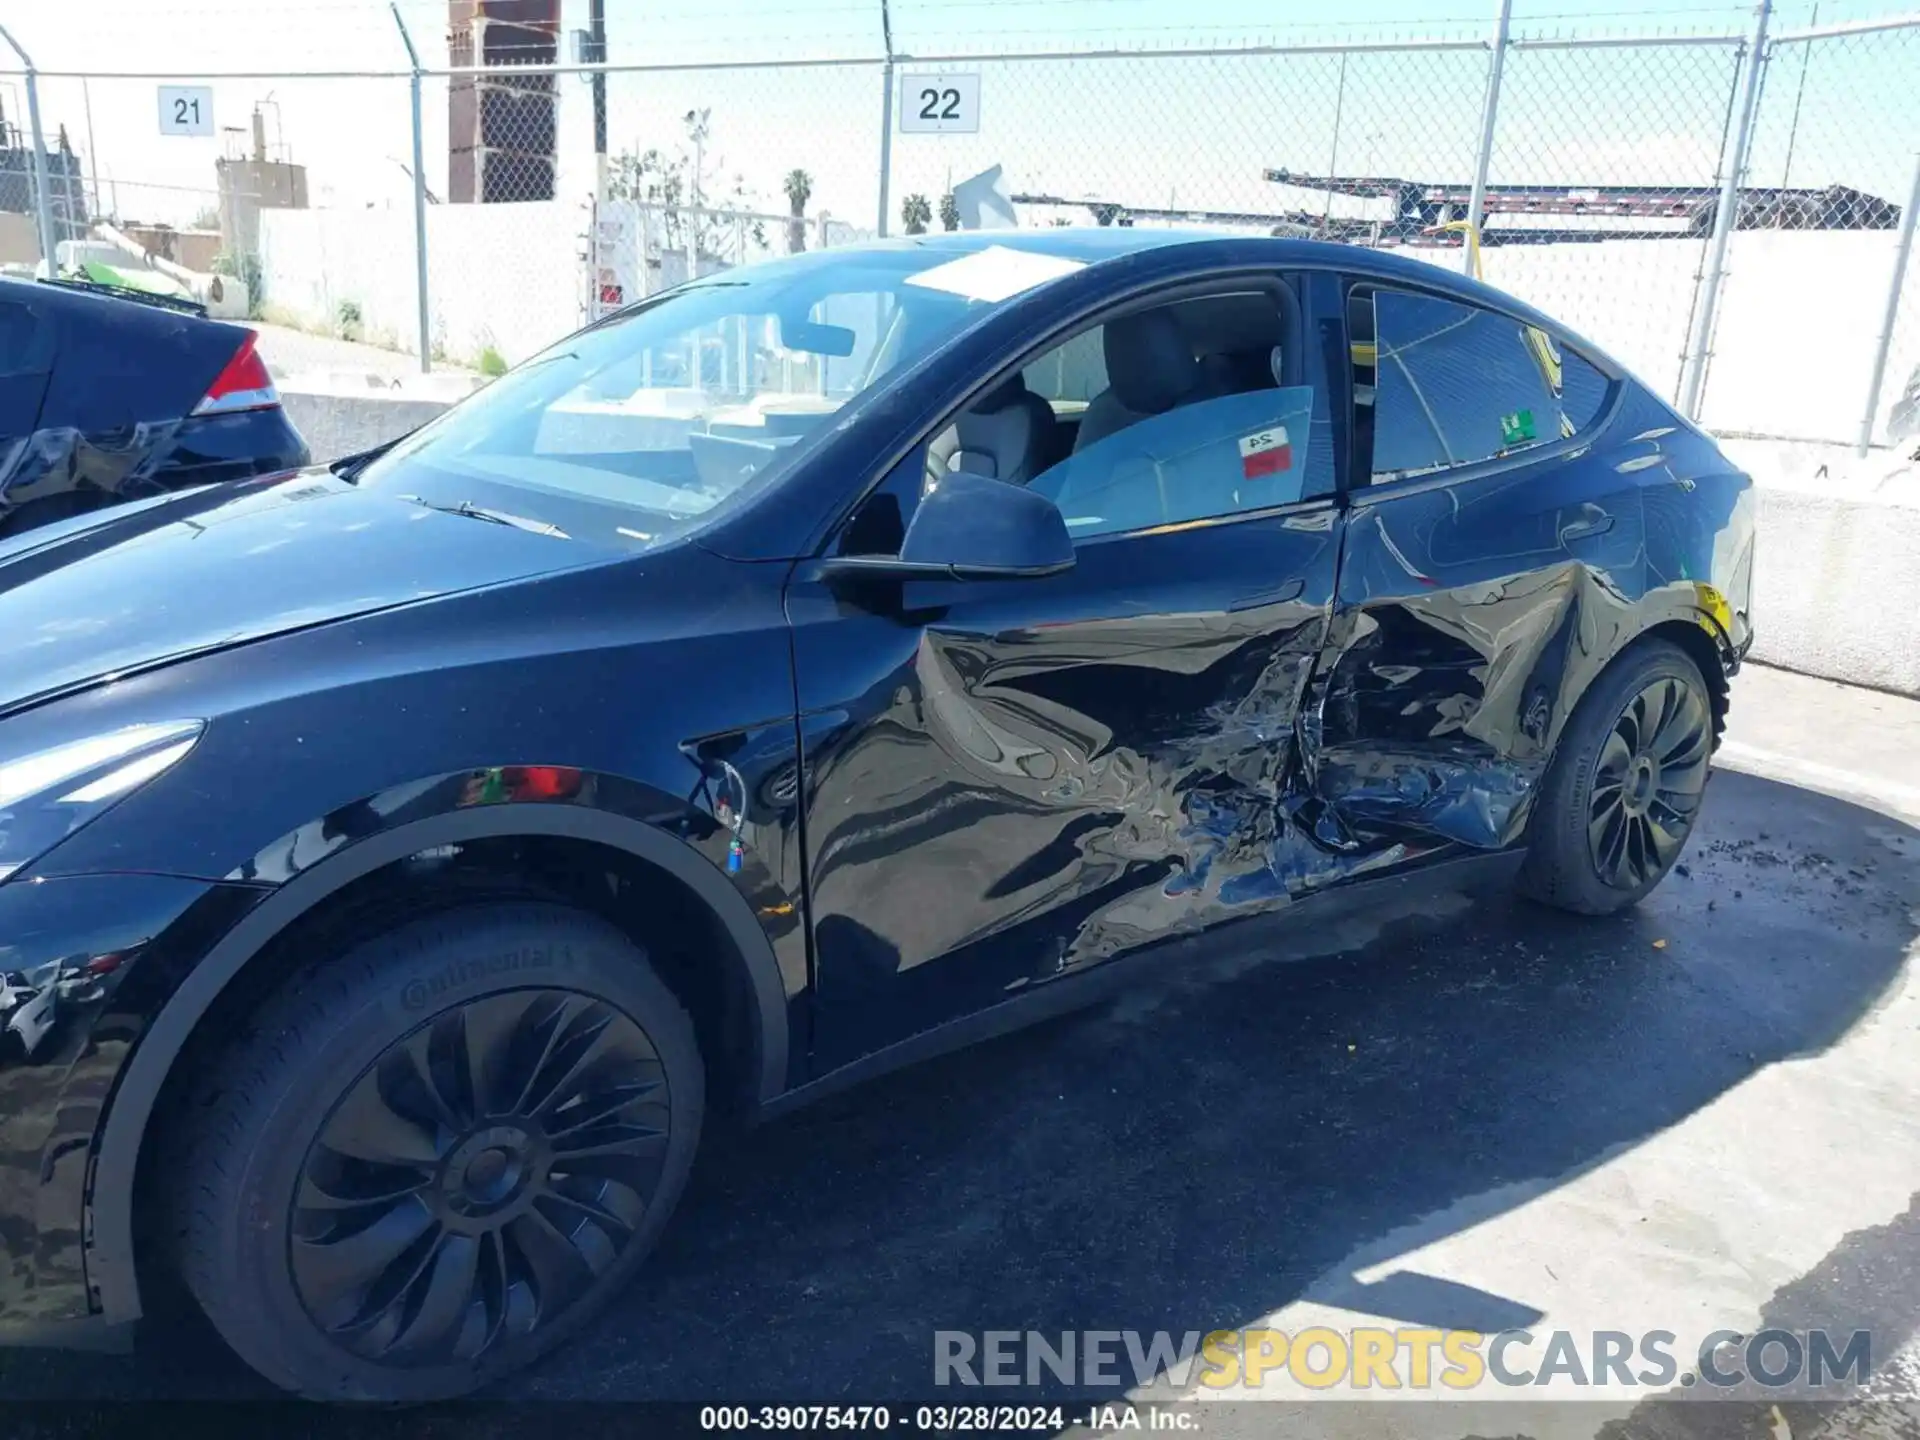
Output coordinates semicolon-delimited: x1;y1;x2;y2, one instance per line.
939;191;961;232
901;193;932;235
784;168;813;253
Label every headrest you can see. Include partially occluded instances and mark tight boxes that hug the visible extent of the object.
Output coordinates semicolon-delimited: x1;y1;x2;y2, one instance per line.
971;374;1030;413
1103;308;1200;415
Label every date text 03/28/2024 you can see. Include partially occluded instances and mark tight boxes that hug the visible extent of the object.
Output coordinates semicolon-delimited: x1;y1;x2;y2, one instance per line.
698;1406;1195;1432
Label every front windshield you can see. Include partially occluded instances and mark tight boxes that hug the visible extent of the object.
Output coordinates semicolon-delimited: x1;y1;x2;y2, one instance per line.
358;244;1087;550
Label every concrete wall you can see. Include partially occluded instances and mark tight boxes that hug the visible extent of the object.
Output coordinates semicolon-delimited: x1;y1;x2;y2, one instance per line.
1747;486;1920;697
258;200;583;370
1719;438;1920;698
282;389;460;464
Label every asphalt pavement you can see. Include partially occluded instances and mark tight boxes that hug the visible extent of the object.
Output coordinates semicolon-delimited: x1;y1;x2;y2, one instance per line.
3;664;1917;1440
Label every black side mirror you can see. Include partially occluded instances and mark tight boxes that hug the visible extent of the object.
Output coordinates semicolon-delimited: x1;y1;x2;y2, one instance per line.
820;469;1075;582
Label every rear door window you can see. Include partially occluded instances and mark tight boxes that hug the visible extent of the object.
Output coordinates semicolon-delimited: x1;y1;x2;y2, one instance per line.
1355;287;1612;483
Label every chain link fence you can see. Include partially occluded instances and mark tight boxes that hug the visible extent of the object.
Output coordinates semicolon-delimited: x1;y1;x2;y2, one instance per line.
1477;36;1748;407
0;3;1914;447
1713;17;1920;444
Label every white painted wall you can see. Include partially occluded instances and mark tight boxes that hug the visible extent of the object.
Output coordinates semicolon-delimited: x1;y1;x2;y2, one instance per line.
259;201;586;369
257;211;1917;444
1703;231;1920;445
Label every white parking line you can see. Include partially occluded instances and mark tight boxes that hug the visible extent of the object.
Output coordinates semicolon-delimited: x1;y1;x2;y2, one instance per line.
1718;739;1920;822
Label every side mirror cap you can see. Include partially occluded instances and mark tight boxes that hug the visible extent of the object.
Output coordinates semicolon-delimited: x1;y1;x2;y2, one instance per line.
820;469;1075;581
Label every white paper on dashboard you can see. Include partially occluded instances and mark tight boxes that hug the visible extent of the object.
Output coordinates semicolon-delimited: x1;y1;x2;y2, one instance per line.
903;246;1087;304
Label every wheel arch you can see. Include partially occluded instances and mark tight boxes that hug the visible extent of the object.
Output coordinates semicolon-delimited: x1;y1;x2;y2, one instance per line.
1601;609;1736;747
88;802;791;1326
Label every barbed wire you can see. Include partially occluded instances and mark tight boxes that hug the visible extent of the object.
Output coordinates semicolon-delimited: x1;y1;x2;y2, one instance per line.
8;0;1912;74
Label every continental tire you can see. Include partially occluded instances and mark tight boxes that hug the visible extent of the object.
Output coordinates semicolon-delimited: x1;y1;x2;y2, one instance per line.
174;902;703;1400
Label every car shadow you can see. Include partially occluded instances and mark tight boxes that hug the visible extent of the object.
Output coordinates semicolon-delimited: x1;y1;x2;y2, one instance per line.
1;767;1914;1418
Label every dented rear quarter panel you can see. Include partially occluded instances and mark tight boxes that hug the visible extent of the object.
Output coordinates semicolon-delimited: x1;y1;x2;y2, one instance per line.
1313;379;1752;854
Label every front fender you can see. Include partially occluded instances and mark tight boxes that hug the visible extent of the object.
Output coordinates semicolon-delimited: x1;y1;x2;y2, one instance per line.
86;793;796;1328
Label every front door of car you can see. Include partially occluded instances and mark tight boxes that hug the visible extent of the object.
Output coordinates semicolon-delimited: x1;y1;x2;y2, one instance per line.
1308;279;1647;855
785;279;1348;1068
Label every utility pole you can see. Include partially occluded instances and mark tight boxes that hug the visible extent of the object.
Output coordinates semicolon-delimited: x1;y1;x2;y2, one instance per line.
0;23;57;271
81;79;102;224
1323;52;1348;234
391;3;432;372
685;107;708;281
876;0;894;237
1857;151;1920;455
1463;0;1513;275
588;0;608;199
1679;0;1772;419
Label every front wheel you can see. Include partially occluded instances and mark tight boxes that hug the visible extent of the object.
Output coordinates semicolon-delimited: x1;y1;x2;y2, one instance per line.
1519;639;1716;915
172;902;703;1400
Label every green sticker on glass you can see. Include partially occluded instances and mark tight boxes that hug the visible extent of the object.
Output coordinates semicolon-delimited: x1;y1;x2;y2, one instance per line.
1500;409;1536;446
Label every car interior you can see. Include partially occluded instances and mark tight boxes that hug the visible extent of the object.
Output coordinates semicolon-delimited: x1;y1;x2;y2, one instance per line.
921;286;1303;500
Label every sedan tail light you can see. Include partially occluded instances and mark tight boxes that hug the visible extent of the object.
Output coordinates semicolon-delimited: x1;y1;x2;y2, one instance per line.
191;332;282;416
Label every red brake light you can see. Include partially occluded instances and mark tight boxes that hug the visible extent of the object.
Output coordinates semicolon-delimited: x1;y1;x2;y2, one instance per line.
192;333;281;416
500;766;584;801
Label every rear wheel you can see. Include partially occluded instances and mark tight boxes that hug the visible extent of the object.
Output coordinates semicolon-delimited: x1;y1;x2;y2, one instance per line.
1519;639;1715;915
172;902;703;1400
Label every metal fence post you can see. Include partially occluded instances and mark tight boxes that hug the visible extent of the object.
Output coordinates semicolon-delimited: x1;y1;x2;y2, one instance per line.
391;4;433;373
1678;0;1772;420
877;0;896;238
1856;150;1920;456
1462;0;1512;275
0;25;58;272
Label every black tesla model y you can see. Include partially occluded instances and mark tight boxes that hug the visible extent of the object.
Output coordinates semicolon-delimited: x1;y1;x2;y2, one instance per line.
0;231;1751;1398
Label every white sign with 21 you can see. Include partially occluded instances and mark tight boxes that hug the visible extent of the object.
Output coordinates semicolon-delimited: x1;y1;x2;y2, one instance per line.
158;86;215;137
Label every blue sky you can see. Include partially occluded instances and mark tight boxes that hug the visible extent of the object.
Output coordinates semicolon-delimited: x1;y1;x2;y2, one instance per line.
5;0;1914;232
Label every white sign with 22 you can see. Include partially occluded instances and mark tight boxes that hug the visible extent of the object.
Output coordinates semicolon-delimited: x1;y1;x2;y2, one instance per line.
898;73;981;134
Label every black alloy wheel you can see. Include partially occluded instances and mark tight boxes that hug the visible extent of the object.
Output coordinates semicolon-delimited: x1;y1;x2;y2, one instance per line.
1585;675;1712;891
290;990;671;1366
176;903;703;1400
1519;637;1717;915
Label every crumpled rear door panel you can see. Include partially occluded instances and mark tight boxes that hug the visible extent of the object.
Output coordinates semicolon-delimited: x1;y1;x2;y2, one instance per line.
1303;437;1651;855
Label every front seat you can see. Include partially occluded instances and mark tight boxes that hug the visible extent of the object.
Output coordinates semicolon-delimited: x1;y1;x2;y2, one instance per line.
1074;308;1206;453
924;376;1060;491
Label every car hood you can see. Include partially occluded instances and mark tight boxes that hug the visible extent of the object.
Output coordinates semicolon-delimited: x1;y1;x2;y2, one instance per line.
0;471;601;718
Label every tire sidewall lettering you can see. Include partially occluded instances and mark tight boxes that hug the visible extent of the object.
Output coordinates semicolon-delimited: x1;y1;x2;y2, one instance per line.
398;942;575;1012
